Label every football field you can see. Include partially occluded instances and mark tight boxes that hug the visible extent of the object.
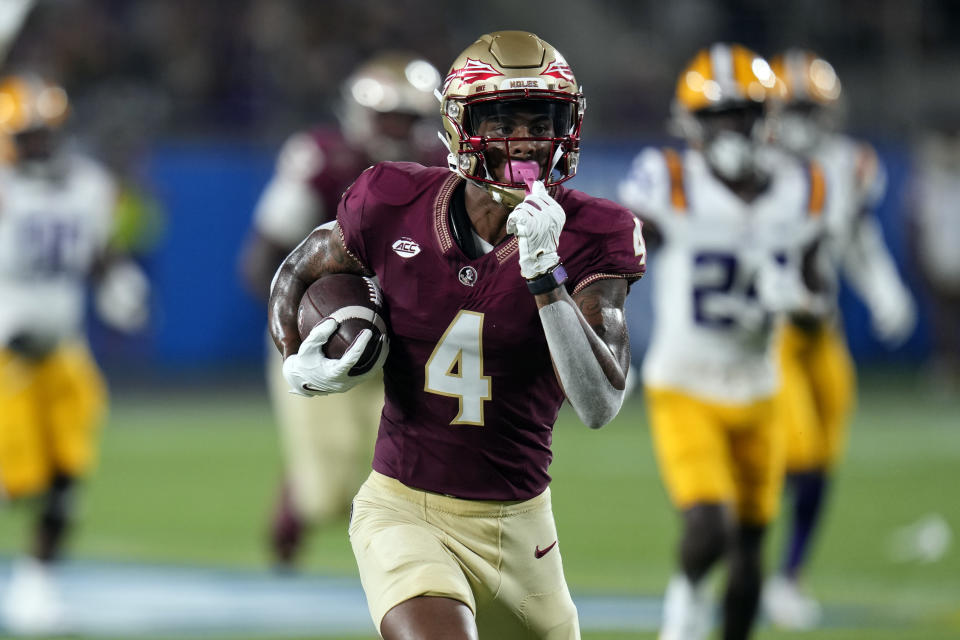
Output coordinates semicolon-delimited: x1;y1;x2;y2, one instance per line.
1;369;957;639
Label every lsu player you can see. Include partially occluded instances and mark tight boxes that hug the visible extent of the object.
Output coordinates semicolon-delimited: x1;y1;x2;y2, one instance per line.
762;49;917;629
0;74;148;634
618;44;827;640
239;52;445;569
270;31;645;639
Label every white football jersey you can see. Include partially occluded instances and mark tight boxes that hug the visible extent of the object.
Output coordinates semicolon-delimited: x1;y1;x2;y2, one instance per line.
619;146;824;403
0;155;117;345
912;155;960;287
809;134;914;341
811;134;884;295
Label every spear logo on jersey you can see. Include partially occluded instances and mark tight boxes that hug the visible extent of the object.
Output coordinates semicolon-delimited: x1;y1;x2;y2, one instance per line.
443;58;503;93
540;59;575;84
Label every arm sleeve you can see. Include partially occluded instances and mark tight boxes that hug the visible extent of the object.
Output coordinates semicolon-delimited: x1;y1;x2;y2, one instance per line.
843;214;913;316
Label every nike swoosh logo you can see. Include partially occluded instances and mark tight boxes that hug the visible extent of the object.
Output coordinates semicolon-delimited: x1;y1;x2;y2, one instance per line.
534;540;557;559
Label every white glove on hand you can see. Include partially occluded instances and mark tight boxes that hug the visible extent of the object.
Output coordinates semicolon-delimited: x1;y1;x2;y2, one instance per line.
506;180;565;279
870;288;917;347
94;260;150;332
282;318;382;397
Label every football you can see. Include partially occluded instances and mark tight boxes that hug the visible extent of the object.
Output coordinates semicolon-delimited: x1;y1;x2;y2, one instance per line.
297;274;387;376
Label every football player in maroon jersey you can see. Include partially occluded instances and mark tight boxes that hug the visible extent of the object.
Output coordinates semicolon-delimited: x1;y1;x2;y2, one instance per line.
239;52;444;569
269;31;646;639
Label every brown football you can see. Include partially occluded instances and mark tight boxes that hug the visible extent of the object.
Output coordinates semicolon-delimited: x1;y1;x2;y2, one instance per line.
297;274;387;376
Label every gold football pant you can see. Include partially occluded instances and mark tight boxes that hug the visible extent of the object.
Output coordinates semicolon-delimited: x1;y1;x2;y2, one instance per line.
776;321;856;473
349;471;580;639
0;341;107;499
646;387;784;525
267;343;382;523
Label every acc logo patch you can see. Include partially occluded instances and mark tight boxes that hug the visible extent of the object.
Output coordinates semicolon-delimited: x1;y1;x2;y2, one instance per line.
392;237;421;258
458;266;478;287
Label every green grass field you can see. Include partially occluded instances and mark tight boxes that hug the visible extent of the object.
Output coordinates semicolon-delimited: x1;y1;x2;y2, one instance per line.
1;370;958;639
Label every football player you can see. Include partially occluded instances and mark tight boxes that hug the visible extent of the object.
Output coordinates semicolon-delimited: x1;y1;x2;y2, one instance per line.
268;31;646;639
762;49;917;629
0;74;148;634
239;51;445;569
908;124;960;394
618;43;827;640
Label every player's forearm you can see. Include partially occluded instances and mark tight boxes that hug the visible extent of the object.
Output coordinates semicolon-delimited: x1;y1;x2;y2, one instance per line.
536;284;629;429
843;216;909;311
240;232;288;303
268;224;366;358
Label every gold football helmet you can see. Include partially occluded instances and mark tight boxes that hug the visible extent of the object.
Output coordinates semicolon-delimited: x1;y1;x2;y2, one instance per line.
438;30;584;207
340;51;441;163
671;43;781;181
768;49;843;154
0;74;69;163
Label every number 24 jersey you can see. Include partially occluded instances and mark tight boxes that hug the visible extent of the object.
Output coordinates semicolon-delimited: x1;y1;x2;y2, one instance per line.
619;147;825;405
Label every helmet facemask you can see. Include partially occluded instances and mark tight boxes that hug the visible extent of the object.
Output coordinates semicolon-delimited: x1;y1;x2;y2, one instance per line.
693;104;767;182
769;101;837;156
670;43;781;183
769;50;844;156
448;97;580;206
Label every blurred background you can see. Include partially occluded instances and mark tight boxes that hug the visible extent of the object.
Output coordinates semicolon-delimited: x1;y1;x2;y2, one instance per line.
3;0;956;372
0;1;957;639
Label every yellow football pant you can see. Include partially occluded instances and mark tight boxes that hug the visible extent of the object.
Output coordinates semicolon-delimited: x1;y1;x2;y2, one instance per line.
0;341;107;499
776;321;856;472
646;387;784;525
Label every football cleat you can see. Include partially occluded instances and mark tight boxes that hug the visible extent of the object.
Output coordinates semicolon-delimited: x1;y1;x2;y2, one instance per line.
762;574;823;630
659;574;712;640
1;557;67;636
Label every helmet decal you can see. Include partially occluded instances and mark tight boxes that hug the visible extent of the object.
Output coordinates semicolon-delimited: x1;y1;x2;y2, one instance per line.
540;59;575;84
442;58;504;94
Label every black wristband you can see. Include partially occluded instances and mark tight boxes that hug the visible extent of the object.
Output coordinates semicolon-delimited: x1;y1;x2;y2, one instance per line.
527;264;568;295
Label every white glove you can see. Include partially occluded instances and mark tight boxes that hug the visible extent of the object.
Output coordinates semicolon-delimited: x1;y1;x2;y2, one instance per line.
506;180;565;279
94;260;149;332
282;318;385;397
870;287;917;347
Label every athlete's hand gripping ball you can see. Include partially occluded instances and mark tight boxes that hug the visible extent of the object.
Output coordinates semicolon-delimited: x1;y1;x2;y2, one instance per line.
282;318;385;397
506;181;566;279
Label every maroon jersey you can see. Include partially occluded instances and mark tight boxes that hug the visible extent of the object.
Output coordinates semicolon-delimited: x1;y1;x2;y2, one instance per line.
299;128;448;227
338;162;646;500
305;129;376;225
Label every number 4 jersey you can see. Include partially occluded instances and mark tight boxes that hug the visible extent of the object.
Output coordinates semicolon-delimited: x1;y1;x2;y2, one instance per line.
618;147;825;405
337;162;646;501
